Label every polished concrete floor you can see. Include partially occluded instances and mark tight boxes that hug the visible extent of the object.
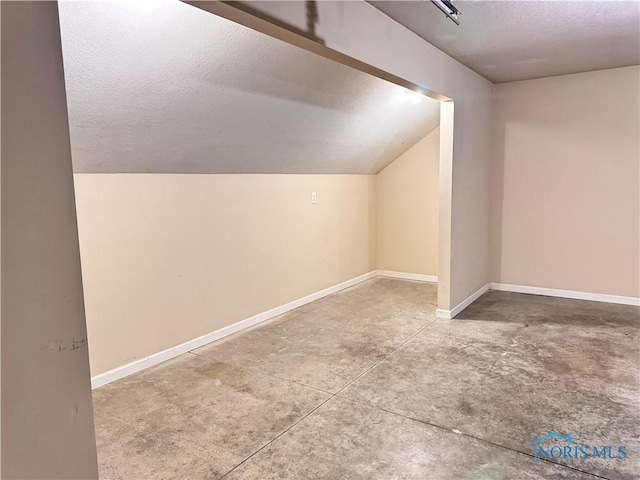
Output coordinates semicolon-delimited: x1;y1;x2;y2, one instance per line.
93;278;639;479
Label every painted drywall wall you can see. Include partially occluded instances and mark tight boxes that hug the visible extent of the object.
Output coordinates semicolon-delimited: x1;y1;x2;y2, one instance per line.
491;66;640;298
213;0;493;311
377;127;440;275
59;0;440;174
74;174;376;375
0;2;98;478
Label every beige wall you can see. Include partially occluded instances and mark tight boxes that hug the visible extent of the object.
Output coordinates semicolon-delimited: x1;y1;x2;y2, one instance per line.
1;2;98;478
195;0;493;311
74;174;376;375
491;66;640;298
377;127;439;275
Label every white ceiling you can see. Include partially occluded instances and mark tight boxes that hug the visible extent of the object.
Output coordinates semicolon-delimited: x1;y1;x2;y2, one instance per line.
369;0;640;83
59;0;439;174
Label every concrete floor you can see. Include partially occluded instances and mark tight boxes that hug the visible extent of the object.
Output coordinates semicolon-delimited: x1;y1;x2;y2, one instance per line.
93;278;639;479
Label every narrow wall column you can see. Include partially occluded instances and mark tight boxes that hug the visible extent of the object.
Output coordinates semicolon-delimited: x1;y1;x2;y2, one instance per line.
1;2;98;478
437;101;454;311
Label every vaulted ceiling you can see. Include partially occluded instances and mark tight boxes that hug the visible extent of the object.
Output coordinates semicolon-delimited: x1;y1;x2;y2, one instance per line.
370;0;640;83
59;0;439;175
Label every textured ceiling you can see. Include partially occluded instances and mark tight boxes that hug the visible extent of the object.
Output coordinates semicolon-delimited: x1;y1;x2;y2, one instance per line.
59;0;439;174
369;0;640;83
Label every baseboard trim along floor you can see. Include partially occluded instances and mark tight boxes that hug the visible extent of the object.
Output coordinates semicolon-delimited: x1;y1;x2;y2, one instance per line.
489;282;640;307
377;270;438;283
91;270;377;389
92;273;638;389
436;283;490;320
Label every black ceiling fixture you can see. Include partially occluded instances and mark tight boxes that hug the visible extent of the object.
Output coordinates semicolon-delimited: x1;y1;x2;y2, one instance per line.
431;0;461;25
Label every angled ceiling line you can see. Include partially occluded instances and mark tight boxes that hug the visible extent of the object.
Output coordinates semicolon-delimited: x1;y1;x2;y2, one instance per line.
183;0;452;103
61;0;441;175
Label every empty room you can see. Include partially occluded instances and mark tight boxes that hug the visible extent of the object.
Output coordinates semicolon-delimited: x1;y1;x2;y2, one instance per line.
1;1;638;480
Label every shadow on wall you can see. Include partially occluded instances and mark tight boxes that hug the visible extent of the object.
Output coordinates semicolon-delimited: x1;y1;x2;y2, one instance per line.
224;0;325;44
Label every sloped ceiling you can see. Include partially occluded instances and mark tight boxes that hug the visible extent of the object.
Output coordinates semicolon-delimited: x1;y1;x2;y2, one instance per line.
59;0;439;174
370;1;640;84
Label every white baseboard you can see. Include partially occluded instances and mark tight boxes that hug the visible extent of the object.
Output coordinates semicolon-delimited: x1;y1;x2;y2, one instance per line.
377;270;437;283
91;270;377;389
489;283;640;307
436;283;490;319
92;270;637;389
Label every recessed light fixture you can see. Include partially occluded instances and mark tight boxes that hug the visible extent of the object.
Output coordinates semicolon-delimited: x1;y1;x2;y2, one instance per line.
431;0;461;25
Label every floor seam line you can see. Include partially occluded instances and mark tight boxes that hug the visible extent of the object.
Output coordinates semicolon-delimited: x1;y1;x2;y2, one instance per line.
218;312;440;477
218;394;337;479
333;395;614;480
217;318;452;480
334;317;440;396
258;371;335;396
